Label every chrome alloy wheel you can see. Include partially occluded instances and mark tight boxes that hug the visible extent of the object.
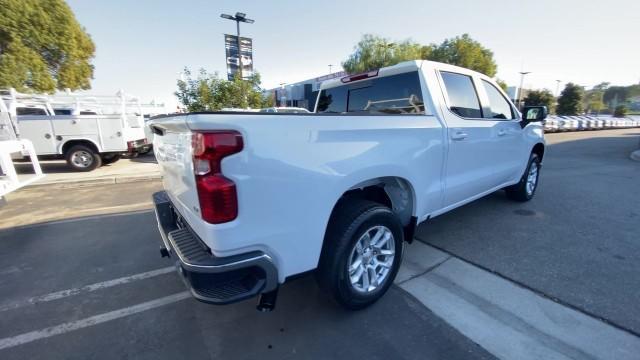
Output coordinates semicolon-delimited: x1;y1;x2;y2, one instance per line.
71;150;93;168
347;225;395;293
526;162;539;196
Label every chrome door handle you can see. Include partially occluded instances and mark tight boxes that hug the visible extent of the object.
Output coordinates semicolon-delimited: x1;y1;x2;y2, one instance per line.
497;129;507;136
451;130;468;140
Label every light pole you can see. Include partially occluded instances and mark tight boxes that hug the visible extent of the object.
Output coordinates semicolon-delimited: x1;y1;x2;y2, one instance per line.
518;71;531;110
220;12;254;80
279;82;286;107
328;64;333;74
555;79;561;97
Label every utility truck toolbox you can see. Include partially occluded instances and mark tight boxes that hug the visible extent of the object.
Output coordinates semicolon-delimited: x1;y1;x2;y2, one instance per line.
151;60;547;311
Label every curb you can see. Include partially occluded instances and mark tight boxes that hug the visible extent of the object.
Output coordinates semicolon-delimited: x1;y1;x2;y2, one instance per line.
631;150;640;162
25;174;162;189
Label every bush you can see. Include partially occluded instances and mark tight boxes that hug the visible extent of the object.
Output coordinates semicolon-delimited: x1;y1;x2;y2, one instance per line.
613;105;628;118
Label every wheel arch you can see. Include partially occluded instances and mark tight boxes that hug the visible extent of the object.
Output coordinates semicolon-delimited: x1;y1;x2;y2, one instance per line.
532;142;545;161
61;139;101;155
326;176;418;243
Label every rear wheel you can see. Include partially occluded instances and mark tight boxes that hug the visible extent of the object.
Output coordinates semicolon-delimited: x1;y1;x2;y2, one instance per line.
65;145;102;172
316;199;404;310
505;153;541;202
101;153;121;165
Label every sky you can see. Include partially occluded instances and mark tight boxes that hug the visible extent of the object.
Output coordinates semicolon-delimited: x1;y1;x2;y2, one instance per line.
67;0;639;108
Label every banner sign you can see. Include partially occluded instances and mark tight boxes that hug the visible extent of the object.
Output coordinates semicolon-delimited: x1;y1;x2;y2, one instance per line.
224;34;253;80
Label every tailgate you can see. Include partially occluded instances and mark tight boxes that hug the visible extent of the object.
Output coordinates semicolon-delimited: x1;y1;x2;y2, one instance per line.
150;115;200;220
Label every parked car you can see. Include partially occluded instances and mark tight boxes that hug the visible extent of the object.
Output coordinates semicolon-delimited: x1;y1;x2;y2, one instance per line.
543;117;558;132
558;117;576;131
149;60;546;311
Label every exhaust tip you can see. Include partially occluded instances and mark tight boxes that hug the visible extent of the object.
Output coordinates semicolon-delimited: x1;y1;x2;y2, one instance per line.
256;289;278;312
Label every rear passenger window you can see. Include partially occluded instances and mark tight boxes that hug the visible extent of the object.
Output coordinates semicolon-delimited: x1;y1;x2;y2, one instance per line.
17;107;48;115
316;86;348;113
440;71;482;118
481;80;514;120
316;71;425;115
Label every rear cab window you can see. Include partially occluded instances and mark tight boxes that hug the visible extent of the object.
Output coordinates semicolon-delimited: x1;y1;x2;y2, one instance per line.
316;71;425;115
439;71;482;118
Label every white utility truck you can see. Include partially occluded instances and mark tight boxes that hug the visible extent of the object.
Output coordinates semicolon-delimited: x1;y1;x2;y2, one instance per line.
1;89;151;171
0;99;44;204
150;61;547;311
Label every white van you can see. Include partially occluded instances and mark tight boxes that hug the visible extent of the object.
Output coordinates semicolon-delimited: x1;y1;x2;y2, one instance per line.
1;89;150;171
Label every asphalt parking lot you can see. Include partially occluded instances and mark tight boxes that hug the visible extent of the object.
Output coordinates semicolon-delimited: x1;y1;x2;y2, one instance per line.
0;129;638;359
0;212;492;360
417;128;640;334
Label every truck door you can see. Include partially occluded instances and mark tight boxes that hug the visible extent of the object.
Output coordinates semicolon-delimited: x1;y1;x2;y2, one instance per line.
437;70;516;208
477;79;526;182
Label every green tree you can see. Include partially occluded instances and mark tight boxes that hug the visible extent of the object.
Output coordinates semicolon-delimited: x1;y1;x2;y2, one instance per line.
175;68;273;112
556;83;584;116
427;34;497;77
613;105;627;118
592;82;610;91
603;86;629;109
342;35;423;74
0;0;95;92
583;88;605;115
496;79;508;92
342;33;497;77
524;89;555;113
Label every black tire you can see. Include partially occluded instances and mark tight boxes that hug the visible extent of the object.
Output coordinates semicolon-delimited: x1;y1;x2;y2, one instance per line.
505;153;541;202
138;146;152;155
101;153;121;165
316;199;404;310
65;145;102;172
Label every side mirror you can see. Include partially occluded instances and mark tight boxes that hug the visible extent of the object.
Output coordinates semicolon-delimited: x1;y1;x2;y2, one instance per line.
521;106;548;128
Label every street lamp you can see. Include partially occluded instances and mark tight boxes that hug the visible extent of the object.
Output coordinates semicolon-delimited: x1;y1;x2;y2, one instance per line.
220;12;254;80
555;79;562;97
518;71;531;110
279;82;286;107
328;64;333;74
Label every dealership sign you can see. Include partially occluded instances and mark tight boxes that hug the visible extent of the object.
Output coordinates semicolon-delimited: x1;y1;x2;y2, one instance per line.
224;34;253;80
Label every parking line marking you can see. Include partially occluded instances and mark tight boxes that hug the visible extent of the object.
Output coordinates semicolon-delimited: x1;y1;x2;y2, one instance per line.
0;266;175;313
0;291;190;351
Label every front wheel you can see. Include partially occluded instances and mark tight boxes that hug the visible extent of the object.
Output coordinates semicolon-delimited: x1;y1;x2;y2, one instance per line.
316;199;404;310
505;153;541;202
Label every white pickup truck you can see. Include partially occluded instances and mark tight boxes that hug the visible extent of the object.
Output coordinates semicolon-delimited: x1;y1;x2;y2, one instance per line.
151;60;547;311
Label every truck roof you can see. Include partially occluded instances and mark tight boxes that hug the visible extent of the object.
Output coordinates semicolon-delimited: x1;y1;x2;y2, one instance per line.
319;60;493;91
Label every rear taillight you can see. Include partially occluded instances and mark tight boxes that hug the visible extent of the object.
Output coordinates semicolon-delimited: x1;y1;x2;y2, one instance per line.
192;131;243;224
